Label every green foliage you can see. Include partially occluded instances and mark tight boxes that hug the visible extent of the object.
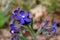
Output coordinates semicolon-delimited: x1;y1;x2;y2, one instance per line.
0;11;8;28
16;34;28;40
20;0;35;11
40;0;57;16
0;4;1;8
20;2;29;10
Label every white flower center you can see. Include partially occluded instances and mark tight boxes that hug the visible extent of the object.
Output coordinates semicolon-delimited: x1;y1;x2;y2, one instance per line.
22;15;25;18
11;30;14;33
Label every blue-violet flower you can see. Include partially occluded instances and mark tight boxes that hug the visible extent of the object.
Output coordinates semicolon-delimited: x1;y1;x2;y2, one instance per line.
16;10;31;24
52;22;57;34
12;9;31;24
10;29;19;34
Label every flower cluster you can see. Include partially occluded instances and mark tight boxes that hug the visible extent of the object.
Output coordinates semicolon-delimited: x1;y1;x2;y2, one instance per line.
10;8;31;40
10;8;31;33
9;8;57;40
39;20;57;35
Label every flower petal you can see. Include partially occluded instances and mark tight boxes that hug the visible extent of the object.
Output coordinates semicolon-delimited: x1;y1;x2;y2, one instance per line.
24;18;31;22
10;23;14;28
52;22;57;27
20;10;25;15
25;12;30;17
52;22;57;34
13;10;19;15
53;28;56;33
11;37;19;40
20;19;25;24
15;16;21;20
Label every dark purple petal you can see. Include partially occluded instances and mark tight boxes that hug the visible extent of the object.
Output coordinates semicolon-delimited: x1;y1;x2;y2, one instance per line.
21;15;25;18
15;16;21;20
53;28;56;34
52;22;57;28
20;19;25;24
24;18;31;22
10;23;15;29
52;22;57;34
13;10;19;15
20;10;25;15
25;12;30;17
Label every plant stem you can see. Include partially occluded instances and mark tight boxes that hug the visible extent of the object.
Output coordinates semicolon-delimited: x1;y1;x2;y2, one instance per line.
24;25;37;40
31;29;36;40
36;28;43;36
28;26;37;40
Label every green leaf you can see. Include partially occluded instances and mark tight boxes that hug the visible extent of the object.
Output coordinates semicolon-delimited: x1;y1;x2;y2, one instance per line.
36;29;43;36
0;11;8;28
29;18;33;30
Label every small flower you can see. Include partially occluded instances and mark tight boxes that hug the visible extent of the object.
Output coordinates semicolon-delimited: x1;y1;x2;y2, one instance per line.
13;8;20;16
11;8;31;24
16;10;31;24
12;8;20;20
10;29;15;34
10;22;22;29
10;29;19;34
52;22;57;34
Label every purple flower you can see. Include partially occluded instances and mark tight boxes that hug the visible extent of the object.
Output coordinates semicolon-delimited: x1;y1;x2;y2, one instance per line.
10;29;19;34
12;8;20;20
10;29;15;34
11;37;19;40
16;10;31;24
13;8;20;16
52;22;57;34
11;8;31;24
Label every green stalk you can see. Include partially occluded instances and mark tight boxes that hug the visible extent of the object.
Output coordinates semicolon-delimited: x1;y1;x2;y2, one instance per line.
23;24;37;40
25;19;37;40
27;26;37;40
36;28;43;36
30;19;37;40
